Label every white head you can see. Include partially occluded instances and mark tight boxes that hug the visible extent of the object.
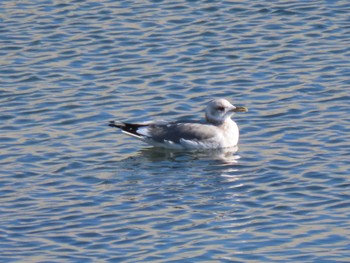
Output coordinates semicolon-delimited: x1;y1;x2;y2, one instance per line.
205;98;247;124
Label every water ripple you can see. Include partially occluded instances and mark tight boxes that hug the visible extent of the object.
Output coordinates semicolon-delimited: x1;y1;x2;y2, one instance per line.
1;0;350;262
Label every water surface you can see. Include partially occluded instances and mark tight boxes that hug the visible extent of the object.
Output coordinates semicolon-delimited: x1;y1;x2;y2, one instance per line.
1;0;350;262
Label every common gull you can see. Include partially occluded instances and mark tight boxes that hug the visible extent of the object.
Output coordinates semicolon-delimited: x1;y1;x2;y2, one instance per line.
109;98;247;150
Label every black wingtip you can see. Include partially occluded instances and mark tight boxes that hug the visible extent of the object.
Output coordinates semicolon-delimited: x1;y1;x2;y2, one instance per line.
109;121;120;128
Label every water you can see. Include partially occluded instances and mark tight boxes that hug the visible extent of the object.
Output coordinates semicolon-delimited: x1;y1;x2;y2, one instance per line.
1;0;350;262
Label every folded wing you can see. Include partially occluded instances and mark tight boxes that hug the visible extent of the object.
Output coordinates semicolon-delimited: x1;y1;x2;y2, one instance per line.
109;121;219;147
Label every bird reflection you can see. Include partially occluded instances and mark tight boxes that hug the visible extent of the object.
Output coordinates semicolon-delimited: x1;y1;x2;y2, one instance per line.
137;146;240;164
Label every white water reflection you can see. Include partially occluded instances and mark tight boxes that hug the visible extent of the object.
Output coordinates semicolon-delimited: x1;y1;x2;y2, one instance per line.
136;145;240;164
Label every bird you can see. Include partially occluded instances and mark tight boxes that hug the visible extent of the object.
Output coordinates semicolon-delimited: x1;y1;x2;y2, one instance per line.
109;98;247;150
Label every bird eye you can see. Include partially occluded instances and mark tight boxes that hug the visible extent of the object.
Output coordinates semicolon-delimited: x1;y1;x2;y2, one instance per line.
216;106;225;111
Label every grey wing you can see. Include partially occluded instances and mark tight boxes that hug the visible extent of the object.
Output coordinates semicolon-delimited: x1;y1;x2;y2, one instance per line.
148;122;218;143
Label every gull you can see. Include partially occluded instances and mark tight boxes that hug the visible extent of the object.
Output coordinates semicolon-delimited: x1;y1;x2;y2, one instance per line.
109;98;247;150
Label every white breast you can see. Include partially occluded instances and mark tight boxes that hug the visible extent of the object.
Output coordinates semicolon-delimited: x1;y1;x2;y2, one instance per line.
220;119;239;147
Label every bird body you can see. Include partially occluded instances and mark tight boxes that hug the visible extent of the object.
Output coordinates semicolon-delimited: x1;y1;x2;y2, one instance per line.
109;99;247;150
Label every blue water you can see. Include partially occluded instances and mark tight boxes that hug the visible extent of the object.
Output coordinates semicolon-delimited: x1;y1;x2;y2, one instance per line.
1;0;350;262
